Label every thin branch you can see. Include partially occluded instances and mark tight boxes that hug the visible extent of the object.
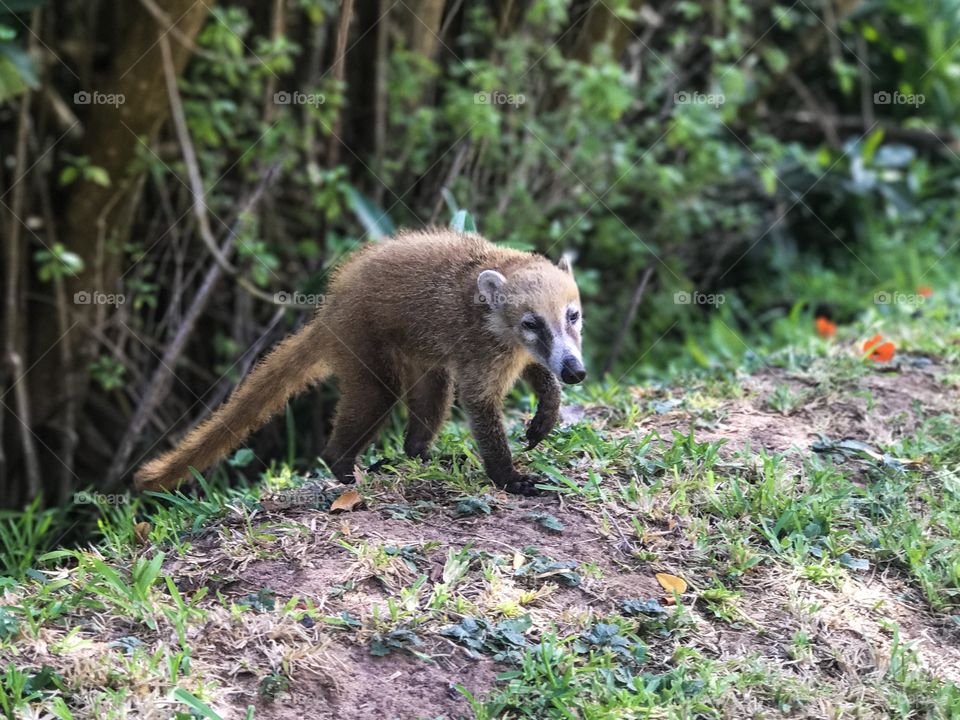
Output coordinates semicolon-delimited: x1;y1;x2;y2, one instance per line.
372;0;390;204
159;33;235;273
325;0;356;169
3;54;42;501
604;266;655;376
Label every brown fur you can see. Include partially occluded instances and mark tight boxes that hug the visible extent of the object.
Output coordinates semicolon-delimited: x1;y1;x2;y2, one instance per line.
135;229;582;495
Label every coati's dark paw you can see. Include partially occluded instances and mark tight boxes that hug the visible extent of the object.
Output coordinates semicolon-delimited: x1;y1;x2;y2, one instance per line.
526;415;556;450
367;458;392;473
403;444;432;462
328;463;357;484
527;406;560;450
497;473;545;496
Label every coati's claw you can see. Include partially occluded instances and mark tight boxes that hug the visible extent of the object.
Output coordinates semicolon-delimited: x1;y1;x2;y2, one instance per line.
525;416;551;450
329;463;357;484
498;473;545;496
524;405;560;450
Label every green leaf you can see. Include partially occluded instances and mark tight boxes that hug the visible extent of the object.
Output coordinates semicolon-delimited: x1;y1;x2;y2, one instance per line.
761;47;789;74
25;665;65;694
173;688;225;720
345;185;394;240
84;166;111;187
861;129;885;165
0;40;38;87
455;496;491;516
522;512;564;533
237;587;276;612
621;598;669;617
59;166;79;186
838;553;870;571
0;607;19;639
228;448;255;467
0;52;28;100
450;209;478;233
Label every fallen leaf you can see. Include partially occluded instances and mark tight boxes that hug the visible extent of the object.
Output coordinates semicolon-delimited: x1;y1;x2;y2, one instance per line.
838;553;870;571
655;572;688;594
456;496;492;516
862;334;896;362
331;489;363;512
352;464;367;484
559;404;586;425
621;598;669;617
133;521;151;545
513;551;525;570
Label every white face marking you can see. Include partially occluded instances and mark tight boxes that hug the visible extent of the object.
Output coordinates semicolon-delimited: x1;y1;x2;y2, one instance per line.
546;303;582;374
521;303;582;377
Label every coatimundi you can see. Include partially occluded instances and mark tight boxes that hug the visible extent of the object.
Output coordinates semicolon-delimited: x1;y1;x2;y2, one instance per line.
135;228;586;496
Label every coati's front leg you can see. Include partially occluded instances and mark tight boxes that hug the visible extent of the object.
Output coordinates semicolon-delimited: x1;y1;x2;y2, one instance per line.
403;367;454;460
322;374;397;483
522;363;562;450
462;395;542;496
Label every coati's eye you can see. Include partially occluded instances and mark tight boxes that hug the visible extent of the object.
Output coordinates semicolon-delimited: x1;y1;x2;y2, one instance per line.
568;309;581;324
521;317;543;331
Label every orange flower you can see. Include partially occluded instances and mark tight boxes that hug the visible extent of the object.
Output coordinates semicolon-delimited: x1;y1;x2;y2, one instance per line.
862;334;896;362
815;316;836;338
917;285;933;298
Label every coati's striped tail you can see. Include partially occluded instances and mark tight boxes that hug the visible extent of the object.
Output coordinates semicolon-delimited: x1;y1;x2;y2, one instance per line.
134;321;330;491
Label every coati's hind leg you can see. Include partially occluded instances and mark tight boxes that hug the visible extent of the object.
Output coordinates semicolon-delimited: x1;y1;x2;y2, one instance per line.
322;371;398;483
403;367;453;461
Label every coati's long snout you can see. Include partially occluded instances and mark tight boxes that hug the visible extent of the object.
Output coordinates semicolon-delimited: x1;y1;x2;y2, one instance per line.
560;356;586;384
136;228;584;496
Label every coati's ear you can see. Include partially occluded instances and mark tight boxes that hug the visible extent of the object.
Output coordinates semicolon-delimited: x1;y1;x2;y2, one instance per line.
477;269;507;308
557;254;574;275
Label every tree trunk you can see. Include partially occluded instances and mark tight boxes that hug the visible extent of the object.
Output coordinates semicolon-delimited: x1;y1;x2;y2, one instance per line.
21;0;209;505
395;0;447;61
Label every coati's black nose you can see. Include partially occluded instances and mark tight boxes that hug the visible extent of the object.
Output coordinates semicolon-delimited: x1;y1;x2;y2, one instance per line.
560;356;586;384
